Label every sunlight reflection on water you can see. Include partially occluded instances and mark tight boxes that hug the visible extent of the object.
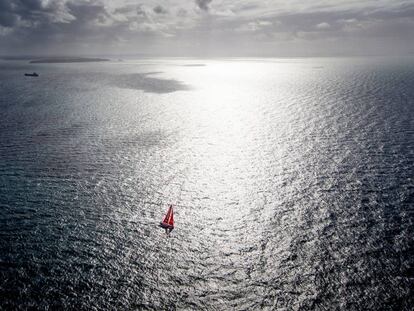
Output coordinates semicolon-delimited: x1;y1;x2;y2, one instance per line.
0;57;413;310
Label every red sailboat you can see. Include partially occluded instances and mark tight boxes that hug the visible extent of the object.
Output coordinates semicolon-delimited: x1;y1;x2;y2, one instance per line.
159;205;174;233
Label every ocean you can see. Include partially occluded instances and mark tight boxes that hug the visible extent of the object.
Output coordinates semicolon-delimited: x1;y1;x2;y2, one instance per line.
0;57;413;310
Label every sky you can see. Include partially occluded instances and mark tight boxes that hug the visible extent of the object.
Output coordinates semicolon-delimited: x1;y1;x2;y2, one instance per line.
0;0;414;57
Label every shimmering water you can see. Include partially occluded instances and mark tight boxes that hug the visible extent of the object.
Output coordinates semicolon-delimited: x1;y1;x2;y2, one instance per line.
0;57;413;310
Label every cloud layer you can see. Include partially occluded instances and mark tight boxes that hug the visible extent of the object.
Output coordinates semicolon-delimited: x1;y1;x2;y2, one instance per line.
0;0;413;56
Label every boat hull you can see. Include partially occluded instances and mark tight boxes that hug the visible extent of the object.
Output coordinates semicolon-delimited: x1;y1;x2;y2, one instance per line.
159;222;174;229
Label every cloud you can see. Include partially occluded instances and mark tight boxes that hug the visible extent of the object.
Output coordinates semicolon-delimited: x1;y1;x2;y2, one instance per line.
316;22;330;29
236;20;273;32
0;0;46;27
0;12;18;28
195;0;212;11
0;0;413;56
66;1;109;24
153;5;168;15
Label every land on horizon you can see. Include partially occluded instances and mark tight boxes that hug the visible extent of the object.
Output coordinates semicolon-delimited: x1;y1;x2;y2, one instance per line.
29;57;110;64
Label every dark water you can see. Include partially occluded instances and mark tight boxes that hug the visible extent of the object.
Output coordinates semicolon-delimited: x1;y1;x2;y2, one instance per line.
0;57;413;310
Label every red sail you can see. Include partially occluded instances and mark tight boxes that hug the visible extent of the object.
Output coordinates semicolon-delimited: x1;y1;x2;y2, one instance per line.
160;205;174;229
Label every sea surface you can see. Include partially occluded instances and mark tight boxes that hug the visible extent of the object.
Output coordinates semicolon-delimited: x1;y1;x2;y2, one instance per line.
0;57;413;310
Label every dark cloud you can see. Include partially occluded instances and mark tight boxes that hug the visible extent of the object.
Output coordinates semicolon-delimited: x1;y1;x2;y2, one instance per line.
177;8;187;17
113;5;133;15
367;2;414;20
153;5;168;15
19;0;44;10
114;4;148;17
239;4;259;11
0;0;11;10
0;0;45;27
0;0;117;56
66;1;108;24
136;5;148;17
0;0;109;29
195;0;212;11
0;12;18;27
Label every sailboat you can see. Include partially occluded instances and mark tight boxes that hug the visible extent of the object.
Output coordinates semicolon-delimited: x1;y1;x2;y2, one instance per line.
159;205;174;232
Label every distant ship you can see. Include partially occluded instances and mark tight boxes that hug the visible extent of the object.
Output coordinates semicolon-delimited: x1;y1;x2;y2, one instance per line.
24;72;39;77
